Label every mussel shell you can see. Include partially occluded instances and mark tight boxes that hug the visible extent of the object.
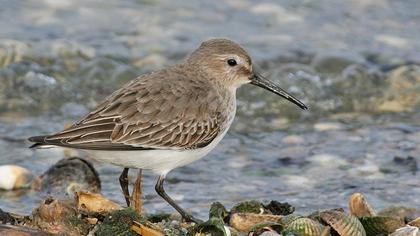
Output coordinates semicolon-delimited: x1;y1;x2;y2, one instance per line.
408;217;420;227
320;210;366;236
283;217;323;236
359;216;405;235
348;193;376;217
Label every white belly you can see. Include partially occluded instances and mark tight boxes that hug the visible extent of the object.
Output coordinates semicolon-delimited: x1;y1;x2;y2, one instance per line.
84;119;232;176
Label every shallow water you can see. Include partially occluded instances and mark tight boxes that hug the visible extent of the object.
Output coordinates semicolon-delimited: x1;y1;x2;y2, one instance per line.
0;0;419;219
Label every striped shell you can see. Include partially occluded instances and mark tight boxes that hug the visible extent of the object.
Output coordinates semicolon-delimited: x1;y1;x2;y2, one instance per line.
359;216;405;235
389;226;419;236
284;217;323;236
320;210;366;236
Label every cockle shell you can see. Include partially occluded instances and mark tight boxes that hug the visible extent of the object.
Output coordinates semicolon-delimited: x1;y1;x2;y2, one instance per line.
320;210;366;236
284;217;323;236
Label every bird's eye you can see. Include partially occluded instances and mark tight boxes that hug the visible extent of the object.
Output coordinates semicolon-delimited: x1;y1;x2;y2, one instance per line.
227;59;237;66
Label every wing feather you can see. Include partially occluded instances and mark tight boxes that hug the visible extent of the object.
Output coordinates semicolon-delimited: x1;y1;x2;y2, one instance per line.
37;67;231;151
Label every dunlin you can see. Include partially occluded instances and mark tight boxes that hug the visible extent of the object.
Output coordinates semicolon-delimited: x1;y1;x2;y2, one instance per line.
29;39;307;223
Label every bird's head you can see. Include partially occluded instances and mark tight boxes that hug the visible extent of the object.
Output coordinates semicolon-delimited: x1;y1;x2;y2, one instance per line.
187;38;308;110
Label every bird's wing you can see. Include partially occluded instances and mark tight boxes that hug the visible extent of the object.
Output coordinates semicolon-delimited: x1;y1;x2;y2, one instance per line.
31;69;227;150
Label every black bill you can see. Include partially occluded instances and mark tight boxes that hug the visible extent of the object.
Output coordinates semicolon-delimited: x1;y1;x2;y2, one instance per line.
250;73;308;110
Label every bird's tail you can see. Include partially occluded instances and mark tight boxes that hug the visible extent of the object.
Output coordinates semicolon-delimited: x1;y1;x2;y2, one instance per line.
28;136;54;149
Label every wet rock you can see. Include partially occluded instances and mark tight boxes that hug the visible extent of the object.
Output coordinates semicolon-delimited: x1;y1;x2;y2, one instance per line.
76;57;139;95
397;140;416;151
0;61;63;112
229;213;283;232
378;206;420;222
33;157;101;198
379;156;418;175
0;208;15;224
0;165;33;190
263;201;294;216
349;193;376;217
0;40;29;68
311;51;366;74
333;64;385;112
378;65;420;112
0;224;51;236
96;208;144;236
75;192;122;215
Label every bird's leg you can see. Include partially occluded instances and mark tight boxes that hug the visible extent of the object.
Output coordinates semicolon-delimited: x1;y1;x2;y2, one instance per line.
155;175;203;223
119;168;130;207
132;169;143;214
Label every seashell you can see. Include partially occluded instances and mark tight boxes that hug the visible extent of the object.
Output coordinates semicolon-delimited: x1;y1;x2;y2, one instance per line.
229;213;283;232
320;210;366;236
320;226;331;236
280;215;303;225
76;191;122;214
283;217;323;236
389;226;419;236
349;193;376;217
408;217;420;227
131;220;164;236
249;221;283;235
359;216;405;235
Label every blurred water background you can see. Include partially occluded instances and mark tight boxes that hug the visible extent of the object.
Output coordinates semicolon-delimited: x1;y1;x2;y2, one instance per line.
0;0;419;219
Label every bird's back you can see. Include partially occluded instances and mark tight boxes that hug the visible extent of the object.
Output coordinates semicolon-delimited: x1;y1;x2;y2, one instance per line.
29;65;235;151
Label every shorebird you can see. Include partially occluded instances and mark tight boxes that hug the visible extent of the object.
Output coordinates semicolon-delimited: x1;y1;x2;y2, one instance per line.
29;39;307;223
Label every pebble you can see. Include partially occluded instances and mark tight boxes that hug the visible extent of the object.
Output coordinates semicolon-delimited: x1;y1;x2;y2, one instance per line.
311;51;365;74
313;122;343;131
281;135;304;144
0;165;33;190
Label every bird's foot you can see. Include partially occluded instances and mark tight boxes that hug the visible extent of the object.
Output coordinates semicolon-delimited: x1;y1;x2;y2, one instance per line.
182;213;203;224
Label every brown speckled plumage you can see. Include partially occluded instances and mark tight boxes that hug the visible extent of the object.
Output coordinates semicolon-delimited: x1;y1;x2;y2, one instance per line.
35;65;234;150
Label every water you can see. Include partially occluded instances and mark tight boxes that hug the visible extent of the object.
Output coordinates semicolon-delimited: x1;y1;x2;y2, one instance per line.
0;0;419;219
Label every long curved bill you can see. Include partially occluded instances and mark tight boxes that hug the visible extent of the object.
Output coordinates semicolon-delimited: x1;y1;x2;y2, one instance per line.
250;73;308;110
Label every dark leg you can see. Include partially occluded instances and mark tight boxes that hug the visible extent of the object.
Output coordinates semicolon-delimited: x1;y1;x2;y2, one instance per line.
119;168;130;207
155;175;203;223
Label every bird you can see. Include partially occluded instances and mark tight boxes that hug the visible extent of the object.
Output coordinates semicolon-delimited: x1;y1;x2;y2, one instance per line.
28;38;307;223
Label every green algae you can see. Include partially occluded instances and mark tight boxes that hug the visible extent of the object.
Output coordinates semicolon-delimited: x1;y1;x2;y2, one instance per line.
96;208;144;236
